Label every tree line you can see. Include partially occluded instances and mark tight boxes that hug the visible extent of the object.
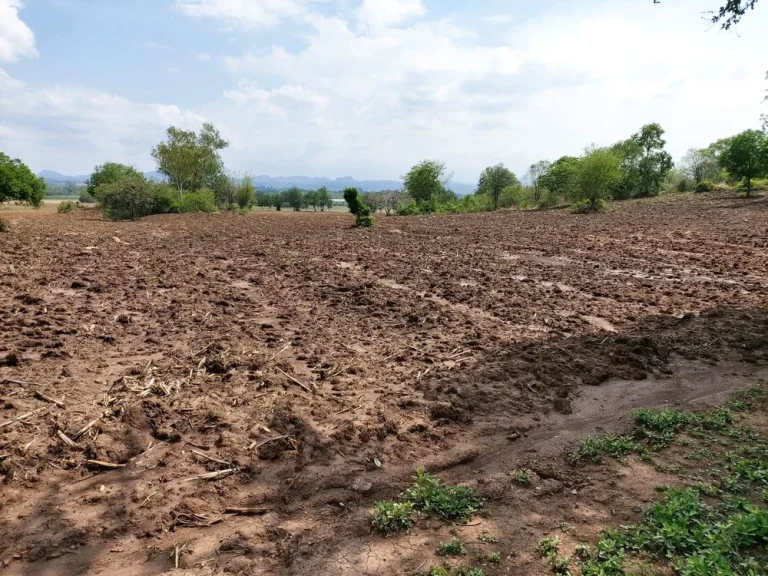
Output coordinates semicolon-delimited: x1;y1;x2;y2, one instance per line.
393;124;768;216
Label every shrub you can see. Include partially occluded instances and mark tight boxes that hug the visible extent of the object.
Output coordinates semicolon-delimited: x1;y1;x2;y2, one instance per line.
571;198;607;214
78;190;95;204
695;180;713;193
752;178;768;191
58;201;76;214
152;185;181;213
179;188;217;213
396;200;422;216
97;176;156;220
343;187;373;228
236;177;256;208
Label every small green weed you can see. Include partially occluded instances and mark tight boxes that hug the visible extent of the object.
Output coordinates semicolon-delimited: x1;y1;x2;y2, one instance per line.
486;551;500;564
371;501;414;533
559;522;571;533
428;567;449;576
403;469;485;523
478;531;498;543
537;536;560;558
512;468;532;487
437;537;466;557
574;544;592;560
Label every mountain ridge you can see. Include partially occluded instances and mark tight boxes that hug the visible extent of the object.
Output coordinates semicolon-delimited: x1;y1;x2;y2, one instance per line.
38;171;475;195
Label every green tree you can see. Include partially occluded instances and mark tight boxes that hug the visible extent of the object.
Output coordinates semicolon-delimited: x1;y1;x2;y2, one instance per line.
719;129;768;195
87;162;144;201
316;186;332;211
574;148;622;212
343;187;373;228
0;153;46;208
403;160;452;211
285;187;304;211
151;122;229;199
477;164;519;210
540;156;580;201
632;123;673;197
305;189;319;211
273;193;284;211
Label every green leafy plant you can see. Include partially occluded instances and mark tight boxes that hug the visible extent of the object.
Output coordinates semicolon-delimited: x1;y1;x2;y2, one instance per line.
478;531;498;544
371;501;414;534
537;536;560;558
403;469;485;523
437;537;467;557
428;568;449;576
512;469;532;487
486;551;500;564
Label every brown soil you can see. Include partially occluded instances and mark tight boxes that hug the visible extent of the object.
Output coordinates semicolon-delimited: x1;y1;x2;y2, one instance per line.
1;192;767;575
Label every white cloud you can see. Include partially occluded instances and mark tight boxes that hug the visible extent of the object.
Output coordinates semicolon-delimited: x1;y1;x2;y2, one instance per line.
0;71;205;173
356;0;425;28
176;0;307;27
1;0;767;182
194;50;212;62
0;0;38;62
209;0;767;180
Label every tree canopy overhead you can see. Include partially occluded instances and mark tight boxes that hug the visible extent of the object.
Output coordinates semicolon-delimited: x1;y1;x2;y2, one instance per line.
710;0;759;28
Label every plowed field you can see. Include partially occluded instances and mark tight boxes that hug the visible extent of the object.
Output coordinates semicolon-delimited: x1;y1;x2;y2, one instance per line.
1;192;768;575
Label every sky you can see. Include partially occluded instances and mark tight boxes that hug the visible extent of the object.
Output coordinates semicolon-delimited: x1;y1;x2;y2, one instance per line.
0;0;766;183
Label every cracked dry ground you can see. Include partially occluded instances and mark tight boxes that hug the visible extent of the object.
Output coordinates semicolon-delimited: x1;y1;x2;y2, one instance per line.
1;191;768;575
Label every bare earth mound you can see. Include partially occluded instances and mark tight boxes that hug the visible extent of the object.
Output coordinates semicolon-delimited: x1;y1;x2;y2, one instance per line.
1;192;767;575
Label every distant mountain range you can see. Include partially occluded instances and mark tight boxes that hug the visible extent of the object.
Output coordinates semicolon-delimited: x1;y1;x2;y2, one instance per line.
38;171;475;195
39;170;165;184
